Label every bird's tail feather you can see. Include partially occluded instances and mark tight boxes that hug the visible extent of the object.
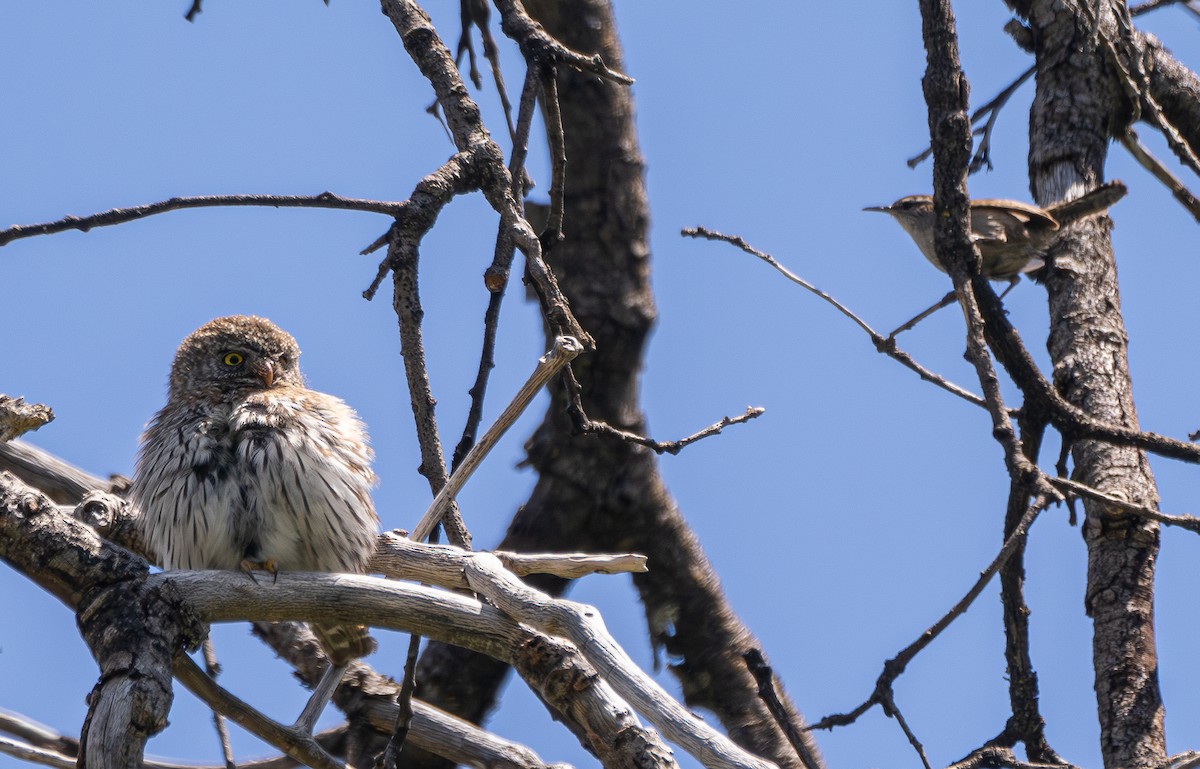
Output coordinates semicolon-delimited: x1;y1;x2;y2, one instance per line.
1047;180;1127;225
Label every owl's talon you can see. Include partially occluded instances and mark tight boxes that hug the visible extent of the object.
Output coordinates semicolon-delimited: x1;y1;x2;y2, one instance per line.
239;558;279;584
238;563;260;585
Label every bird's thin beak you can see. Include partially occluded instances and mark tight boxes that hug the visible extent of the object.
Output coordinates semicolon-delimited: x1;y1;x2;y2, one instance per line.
863;205;889;213
252;360;276;387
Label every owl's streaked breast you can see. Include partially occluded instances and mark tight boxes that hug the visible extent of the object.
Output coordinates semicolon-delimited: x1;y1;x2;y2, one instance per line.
133;388;377;575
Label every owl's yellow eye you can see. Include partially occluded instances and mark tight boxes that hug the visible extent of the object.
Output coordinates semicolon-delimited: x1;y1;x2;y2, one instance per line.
222;352;244;367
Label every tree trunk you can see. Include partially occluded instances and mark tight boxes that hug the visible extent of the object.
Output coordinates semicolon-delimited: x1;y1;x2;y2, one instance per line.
1026;4;1166;767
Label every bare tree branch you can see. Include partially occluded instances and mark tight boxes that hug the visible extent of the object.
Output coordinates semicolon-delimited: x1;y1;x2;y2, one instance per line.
1118;129;1200;221
811;496;1047;740
0;440;114;504
0;470;691;769
167;569;732;769
682;225;994;410
0;193;403;248
250;622;574;769
173;655;343;769
386;214;472;549
413;335;582;542
0;397;53;442
377;0;590;346
459;552;777;769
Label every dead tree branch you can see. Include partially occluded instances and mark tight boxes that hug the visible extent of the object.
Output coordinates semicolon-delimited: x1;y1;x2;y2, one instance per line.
0;193;403;248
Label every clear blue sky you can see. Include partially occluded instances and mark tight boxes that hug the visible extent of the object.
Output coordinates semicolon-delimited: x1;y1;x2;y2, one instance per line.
3;3;1200;769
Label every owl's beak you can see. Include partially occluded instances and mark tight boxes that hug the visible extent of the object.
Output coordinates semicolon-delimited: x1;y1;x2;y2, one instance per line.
252;360;276;387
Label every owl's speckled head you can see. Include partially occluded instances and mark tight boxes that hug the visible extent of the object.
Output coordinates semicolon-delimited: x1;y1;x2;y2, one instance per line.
169;315;303;397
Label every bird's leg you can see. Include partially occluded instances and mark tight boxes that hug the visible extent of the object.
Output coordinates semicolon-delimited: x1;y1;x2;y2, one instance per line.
997;276;1020;300
292;661;349;735
238;557;279;585
888;289;957;339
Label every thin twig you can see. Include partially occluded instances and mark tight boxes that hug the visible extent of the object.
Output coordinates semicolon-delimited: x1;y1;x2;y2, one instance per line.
479;15;519;142
173;655;343;769
997;417;1069;764
451;66;543;472
1119;129;1200;222
887;290;957;338
453;291;508;473
1050;476;1200;533
379;0;592;346
1101;9;1200;178
912;0;1180;171
906;0;1189;173
492;0;633;86
907;65;1037;171
575;403;766;456
202;639;236;769
809;499;1047;733
375;635;423;769
742;650;825;769
507;63;541;208
361;150;480;302
0;193;403;248
540;67;567;250
412;336;583;542
454;0;486;89
612;212;1200;478
884;696;932;769
681;225;994;410
683;226;874;336
387;230;472;549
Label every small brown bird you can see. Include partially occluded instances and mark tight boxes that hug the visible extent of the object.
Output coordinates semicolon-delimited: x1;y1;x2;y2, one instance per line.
865;180;1127;282
131;315;378;730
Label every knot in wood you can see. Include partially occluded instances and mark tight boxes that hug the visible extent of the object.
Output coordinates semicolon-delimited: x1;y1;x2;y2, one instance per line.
78;575;207;669
14;489;50;518
517;634;598;700
77;491;127;534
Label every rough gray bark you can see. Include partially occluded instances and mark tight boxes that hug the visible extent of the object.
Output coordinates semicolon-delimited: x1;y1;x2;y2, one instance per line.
1026;3;1167;768
0;396;53;442
0;473;202;769
1144;31;1200;158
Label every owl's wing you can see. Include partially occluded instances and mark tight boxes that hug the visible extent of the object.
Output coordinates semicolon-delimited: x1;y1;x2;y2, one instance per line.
131;405;243;570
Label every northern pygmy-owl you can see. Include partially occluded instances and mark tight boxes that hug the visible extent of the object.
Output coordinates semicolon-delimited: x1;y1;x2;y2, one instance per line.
131;315;378;666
